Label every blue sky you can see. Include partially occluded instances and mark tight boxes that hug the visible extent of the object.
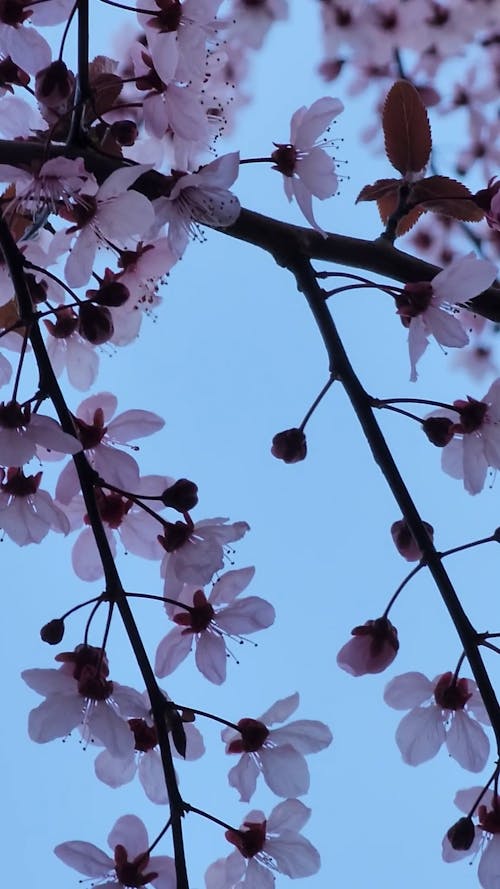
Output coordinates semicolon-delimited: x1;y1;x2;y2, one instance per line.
4;5;500;889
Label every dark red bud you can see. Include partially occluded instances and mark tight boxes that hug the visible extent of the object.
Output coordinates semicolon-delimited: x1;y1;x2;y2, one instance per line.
447;817;475;851
110;120;139;146
40;618;65;644
161;479;198;512
271;428;307;463
422;416;454;447
78;303;114;345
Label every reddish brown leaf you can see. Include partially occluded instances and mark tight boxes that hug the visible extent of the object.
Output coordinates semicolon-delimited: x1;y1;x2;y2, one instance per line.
356;178;399;203
375;189;424;236
0;298;21;331
409;175;484;221
382;80;432;175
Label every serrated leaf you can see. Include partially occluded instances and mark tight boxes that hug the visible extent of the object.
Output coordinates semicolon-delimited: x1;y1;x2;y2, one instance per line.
356;178;399;203
409;175;485;221
382;80;432;175
375;189;424;236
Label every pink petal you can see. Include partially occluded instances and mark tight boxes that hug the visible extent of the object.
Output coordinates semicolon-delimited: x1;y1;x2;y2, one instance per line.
270;719;333;753
426;306;468;349
94;749;136;788
298;148;338;199
478;835;500;889
154;627;193;677
462;433;489;494
432;254;497;305
22;667;75;695
267;798;311;833
395;706;446;765
384;672;434;709
54;841;114;876
261;745;310;797
209;566;255;605
260;693;300;726
108;410;165;442
89;703;135;758
29;414;81;454
138;750;168;804
228;754;260;802
265;833;320;878
215;597;275;634
294;97;343;149
446;711;490;772
108;815;149;859
195;632;227;684
98;164;153;201
28;694;83;742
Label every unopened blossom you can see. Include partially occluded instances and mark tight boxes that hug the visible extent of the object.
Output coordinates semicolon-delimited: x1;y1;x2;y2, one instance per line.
394;254;497;382
64;165;155;288
94;690;205;804
55;814;175;889
442;786;500;889
221;691;332;802
22;645;145;757
205;799;320;889
384;671;490;772
0;467;69;546
55;392;165;504
390;518;434;561
155;566;275;684
153;152;241;260
271;96;343;235
158;515;250;597
0;400;81;465
425;378;500;494
337;616;399;676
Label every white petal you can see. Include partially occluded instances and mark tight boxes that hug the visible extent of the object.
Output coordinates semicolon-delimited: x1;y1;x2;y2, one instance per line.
138;750;168;804
89;703;134;757
479;836;500;889
462;434;489;494
267;798;311;833
215;597;275;634
209;566;255;605
28;694;82;742
432;254;497;305
195;632;227;684
154;628;192;677
108;814;148;859
261;745;310;797
227;754;259;802
94;749;136;788
108;410;165;442
260;693;300;726
269;719;333;753
266;832;320;878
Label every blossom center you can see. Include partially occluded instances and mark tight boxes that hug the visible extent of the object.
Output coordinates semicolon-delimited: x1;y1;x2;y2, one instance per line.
395;282;433;326
1;467;41;496
453;398;488;433
174;589;215;633
129;718;158;752
158;520;192;552
228;718;269;753
74;409;107;449
433;672;471;710
114;844;158;888
226;822;267;858
148;0;182;32
0;399;28;429
271;144;298;178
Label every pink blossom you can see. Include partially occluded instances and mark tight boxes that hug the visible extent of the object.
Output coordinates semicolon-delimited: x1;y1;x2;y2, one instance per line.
271;96;343;234
22;645;145;757
205;799;320;889
158;515;250;596
221;691;332;802
394;254;497;382
45;306;100;391
384;671;490;771
56;392;165;504
0;11;51;73
337;616;399;676
64;165;155;288
69;475;172;582
0;400;81;465
426;378;500;494
153;153;241;260
155;566;275;684
442;787;500;888
0;467;69;545
94;690;204;804
55;814;175;889
225;0;288;50
0;156;90;218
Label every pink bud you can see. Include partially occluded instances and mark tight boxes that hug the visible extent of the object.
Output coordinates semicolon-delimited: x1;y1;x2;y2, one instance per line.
337;617;399;676
391;518;434;561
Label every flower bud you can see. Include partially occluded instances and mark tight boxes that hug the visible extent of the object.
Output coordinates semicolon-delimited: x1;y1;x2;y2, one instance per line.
271;428;307;463
110;120;139;146
35;60;75;110
161;479;198;512
447;817;475;851
87;278;129;308
422;416;454;447
337;616;399;676
40;618;65;645
391;518;434;561
78;303;114;345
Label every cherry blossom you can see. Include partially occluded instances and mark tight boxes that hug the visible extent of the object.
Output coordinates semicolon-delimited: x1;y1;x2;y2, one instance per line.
0;401;81;465
158;515;250;596
205;799;320;889
384;671;490;771
0;9;51;74
225;0;288;50
0;156;90;218
94;690;205;804
0;467;69;545
442;786;500;889
64;165;155;288
22;645;145;757
55;814;175;889
155;566;275;684
425;378;500;494
221;691;332;802
271;96;343;234
55;392;165;504
45;306;100;391
337;616;399;676
153;153;241;260
394;254;497;382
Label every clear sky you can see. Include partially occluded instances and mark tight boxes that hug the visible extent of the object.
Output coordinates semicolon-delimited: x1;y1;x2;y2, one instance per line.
4;5;500;889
